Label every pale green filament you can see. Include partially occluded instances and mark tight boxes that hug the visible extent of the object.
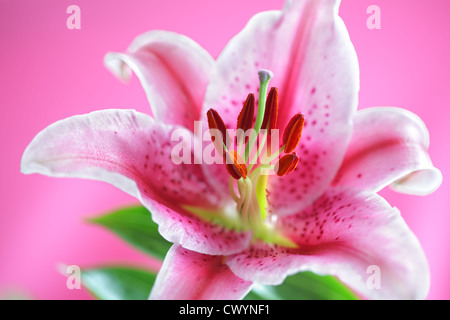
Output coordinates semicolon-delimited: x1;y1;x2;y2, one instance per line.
248;131;267;172
229;176;240;202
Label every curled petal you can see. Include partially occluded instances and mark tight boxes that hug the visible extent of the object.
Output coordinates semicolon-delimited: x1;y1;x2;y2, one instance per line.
104;30;214;131
332;107;442;195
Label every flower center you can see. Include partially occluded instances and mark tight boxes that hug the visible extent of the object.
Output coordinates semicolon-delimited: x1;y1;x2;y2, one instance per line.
206;70;305;246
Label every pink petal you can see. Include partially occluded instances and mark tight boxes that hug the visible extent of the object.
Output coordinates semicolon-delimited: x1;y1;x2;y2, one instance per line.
143;198;252;256
202;0;359;214
149;245;253;300
21;109;252;255
332;107;442;195
104;31;214;131
227;188;429;299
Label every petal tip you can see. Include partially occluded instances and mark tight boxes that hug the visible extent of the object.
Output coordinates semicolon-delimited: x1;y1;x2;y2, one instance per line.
104;52;133;83
390;167;443;196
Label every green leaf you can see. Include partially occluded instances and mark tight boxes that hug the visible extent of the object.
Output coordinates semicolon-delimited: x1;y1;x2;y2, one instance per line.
81;266;156;300
245;271;359;300
87;205;171;260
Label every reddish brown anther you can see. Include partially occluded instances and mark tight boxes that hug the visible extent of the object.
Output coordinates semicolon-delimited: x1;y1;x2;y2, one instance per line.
207;108;229;146
236;93;255;145
275;153;300;177
261;87;279;136
225;150;247;180
282;113;305;153
237;93;255;132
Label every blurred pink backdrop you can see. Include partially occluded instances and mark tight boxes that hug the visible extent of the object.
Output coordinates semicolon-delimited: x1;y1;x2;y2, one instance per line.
1;0;449;299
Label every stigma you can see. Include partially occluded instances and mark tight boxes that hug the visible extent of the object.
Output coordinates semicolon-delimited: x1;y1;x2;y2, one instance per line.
206;70;304;242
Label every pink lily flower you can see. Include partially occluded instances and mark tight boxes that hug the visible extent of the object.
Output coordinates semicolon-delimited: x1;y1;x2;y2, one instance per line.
21;0;442;300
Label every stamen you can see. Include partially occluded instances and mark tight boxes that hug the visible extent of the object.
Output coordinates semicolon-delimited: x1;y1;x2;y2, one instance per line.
275;153;300;177
236;93;255;133
228;177;240;202
226;150;247;180
287;155;300;173
282;114;305;153
236;93;255;150
207;108;229;147
241;179;253;227
261;87;279;135
204;70;304;248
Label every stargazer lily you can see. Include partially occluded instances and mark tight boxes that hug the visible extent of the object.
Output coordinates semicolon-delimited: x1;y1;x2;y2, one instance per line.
21;0;442;300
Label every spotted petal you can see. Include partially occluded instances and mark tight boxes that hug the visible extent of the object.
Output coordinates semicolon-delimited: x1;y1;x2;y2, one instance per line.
105;30;214;131
21;109;252;255
201;0;359;214
226;188;429;299
332;107;442;195
149;245;253;300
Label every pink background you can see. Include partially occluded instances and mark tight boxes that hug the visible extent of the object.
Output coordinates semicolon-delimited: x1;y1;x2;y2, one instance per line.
1;0;449;299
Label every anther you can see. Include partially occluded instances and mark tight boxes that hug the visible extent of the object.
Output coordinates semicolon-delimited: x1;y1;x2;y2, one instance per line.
261;87;279;136
236;93;255;144
237;93;255;131
275;153;300;177
226;150;248;180
207;108;229;148
282;114;305;153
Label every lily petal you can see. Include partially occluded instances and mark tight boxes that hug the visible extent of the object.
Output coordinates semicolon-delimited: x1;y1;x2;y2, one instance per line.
104;31;214;131
21;109;252;255
202;0;360;214
227;188;429;299
149;245;253;300
332;107;442;195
